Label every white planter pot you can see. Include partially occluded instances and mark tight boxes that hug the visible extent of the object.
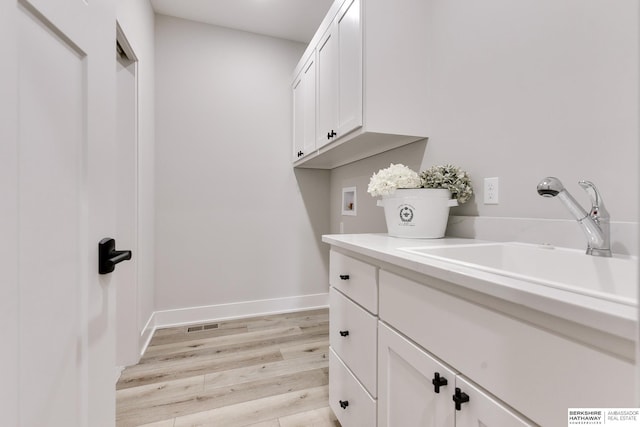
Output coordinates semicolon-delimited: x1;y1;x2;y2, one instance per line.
377;188;458;238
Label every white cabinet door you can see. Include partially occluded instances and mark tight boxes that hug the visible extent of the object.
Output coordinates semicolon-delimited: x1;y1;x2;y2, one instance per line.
316;0;361;149
292;71;305;160
378;322;455;427
455;376;534;427
337;0;362;137
302;55;317;156
3;0;118;425
293;54;317;160
316;23;339;148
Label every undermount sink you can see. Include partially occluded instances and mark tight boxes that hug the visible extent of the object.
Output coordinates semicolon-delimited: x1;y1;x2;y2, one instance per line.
400;242;637;306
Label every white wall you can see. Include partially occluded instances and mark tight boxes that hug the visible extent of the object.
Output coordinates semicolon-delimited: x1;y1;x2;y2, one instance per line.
331;0;639;254
154;15;330;317
116;0;156;353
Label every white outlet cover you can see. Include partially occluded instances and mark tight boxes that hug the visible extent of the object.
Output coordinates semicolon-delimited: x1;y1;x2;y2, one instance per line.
484;177;499;205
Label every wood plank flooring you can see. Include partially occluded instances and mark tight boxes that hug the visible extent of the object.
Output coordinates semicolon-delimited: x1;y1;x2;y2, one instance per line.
116;308;341;427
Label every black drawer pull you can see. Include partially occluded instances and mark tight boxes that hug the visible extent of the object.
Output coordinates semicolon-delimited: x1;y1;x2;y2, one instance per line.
339;400;349;409
339;274;350;280
453;387;470;411
339;330;349;337
432;372;448;393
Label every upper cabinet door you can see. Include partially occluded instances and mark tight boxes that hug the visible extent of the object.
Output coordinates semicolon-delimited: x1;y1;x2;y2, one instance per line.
292;72;305;160
337;0;362;137
302;55;317;155
292;54;317;160
316;23;339;149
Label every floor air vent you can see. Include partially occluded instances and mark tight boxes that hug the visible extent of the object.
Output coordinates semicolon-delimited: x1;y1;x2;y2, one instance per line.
187;323;219;333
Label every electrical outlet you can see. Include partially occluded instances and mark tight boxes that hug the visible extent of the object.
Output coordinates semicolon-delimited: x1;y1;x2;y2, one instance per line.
484;177;499;204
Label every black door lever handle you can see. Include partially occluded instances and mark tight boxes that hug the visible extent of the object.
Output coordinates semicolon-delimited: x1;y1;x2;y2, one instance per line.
99;238;132;274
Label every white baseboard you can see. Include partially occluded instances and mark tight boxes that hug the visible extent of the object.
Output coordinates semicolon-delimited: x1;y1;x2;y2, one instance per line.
149;292;329;332
114;366;124;384
139;313;157;358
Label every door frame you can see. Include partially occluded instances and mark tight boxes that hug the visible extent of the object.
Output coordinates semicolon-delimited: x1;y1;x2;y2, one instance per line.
115;21;141;368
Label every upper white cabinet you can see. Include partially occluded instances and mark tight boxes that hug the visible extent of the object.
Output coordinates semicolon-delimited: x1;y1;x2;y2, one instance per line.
291;0;429;168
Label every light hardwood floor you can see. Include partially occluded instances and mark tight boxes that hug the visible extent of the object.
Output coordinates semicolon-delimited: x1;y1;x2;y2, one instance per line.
116;308;340;427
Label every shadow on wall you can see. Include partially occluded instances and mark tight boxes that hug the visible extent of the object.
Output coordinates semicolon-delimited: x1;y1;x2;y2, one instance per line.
330;139;436;235
294;167;331;253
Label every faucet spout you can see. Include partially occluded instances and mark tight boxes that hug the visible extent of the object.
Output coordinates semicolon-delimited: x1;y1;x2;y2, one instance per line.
537;177;611;257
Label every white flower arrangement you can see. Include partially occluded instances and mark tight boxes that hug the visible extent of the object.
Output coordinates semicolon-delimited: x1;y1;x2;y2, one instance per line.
420;164;473;204
367;163;474;203
366;163;422;197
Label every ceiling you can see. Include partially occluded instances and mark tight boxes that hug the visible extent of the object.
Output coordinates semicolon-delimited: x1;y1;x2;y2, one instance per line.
150;0;335;43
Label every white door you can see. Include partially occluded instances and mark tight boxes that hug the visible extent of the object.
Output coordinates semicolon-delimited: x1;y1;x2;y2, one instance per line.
378;322;456;427
455;376;534;427
2;0;117;425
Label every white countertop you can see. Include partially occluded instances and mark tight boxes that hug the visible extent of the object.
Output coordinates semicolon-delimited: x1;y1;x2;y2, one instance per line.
322;233;637;342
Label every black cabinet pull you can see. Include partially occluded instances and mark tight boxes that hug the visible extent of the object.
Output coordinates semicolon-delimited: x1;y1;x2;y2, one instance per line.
432;372;448;393
327;130;337;139
327;131;332;139
99;238;132;275
339;330;349;337
297;150;304;157
453;387;470;411
339;400;349;409
339;274;350;280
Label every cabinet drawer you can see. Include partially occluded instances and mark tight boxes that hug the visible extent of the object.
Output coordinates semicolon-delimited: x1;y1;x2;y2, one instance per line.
329;348;376;427
330;250;377;314
330;287;377;396
379;270;635;427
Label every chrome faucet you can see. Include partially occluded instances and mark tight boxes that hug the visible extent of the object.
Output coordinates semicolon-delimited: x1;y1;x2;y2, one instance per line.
537;177;611;257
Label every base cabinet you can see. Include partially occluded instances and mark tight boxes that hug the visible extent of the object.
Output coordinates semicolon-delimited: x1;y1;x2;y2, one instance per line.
378;269;635;426
327;247;633;426
378;323;533;427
